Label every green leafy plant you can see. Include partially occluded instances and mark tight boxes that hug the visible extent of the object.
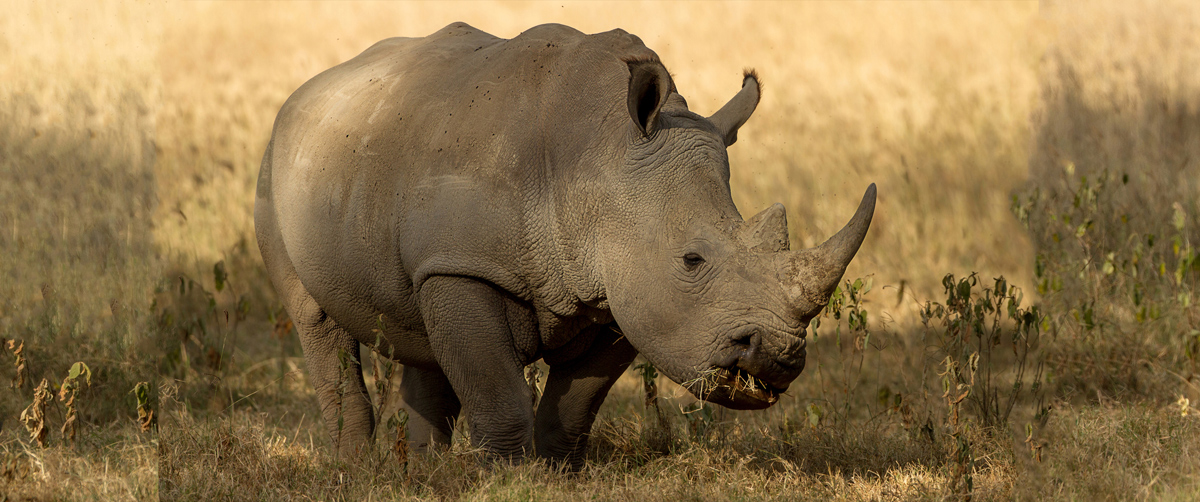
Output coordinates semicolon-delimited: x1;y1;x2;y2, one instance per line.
937;348;975;500
132;381;155;432
809;276;881;423
57;361;92;444
633;360;673;451
914;273;1050;499
1014;166;1200;399
387;409;410;479
634;360;658;409
921;274;1046;429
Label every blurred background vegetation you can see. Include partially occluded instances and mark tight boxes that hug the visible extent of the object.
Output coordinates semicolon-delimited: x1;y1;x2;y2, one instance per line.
1;0;1199;500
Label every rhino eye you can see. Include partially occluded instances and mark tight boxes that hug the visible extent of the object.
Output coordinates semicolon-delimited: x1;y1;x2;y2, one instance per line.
683;253;706;270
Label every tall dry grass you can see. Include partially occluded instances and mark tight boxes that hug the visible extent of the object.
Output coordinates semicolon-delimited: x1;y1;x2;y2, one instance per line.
1027;0;1200;280
0;2;161;499
3;1;1200;500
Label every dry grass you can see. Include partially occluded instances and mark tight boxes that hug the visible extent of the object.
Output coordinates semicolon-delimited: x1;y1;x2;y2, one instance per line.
4;0;1200;500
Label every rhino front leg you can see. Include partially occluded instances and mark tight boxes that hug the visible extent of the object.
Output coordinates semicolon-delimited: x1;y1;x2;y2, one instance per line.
399;365;461;450
535;326;637;469
419;275;537;460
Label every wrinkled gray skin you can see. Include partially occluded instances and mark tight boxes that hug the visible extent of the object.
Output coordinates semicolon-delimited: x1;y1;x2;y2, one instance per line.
255;22;875;468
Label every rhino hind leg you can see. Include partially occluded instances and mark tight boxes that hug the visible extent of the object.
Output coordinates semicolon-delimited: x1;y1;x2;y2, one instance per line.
399;365;461;450
264;259;376;459
535;326;637;469
292;300;376;459
418;275;538;460
256;191;374;460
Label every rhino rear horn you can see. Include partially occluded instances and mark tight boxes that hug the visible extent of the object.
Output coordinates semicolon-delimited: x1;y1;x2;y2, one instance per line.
626;59;673;137
740;203;790;252
708;70;762;147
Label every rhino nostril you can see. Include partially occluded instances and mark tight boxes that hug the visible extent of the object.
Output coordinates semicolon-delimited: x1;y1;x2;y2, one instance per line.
720;329;761;370
731;330;753;346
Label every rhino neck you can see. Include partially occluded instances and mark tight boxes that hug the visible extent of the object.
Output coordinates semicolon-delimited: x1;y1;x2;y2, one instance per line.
537;158;615;315
511;129;625;352
486;36;649;346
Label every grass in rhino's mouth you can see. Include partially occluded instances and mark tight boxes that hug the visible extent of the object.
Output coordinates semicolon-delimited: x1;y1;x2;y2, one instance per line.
684;366;781;405
727;367;782;404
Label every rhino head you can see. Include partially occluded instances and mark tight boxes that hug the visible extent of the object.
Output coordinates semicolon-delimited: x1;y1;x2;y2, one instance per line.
597;60;875;410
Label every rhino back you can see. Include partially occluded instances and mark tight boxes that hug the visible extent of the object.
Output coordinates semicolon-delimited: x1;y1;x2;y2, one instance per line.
264;23;655;350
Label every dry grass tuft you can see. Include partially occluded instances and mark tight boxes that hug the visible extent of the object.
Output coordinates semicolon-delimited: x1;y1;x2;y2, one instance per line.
1015;403;1200;499
0;423;157;500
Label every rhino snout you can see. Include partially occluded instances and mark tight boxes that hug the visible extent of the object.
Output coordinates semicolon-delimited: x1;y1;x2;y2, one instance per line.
723;326;806;391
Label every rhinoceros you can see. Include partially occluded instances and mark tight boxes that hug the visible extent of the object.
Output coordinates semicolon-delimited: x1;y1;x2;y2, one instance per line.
255;22;874;467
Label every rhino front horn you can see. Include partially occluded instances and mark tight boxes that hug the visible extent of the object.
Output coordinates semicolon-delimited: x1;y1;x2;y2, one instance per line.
783;183;876;316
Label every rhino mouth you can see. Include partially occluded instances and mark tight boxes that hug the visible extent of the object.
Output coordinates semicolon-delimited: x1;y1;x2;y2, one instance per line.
682;325;804;409
684;366;783;410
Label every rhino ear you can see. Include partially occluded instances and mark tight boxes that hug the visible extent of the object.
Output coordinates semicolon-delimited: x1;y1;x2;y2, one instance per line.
626;59;672;137
708;69;761;146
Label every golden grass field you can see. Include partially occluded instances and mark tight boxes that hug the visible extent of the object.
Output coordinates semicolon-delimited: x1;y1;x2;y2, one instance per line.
3;0;1200;500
